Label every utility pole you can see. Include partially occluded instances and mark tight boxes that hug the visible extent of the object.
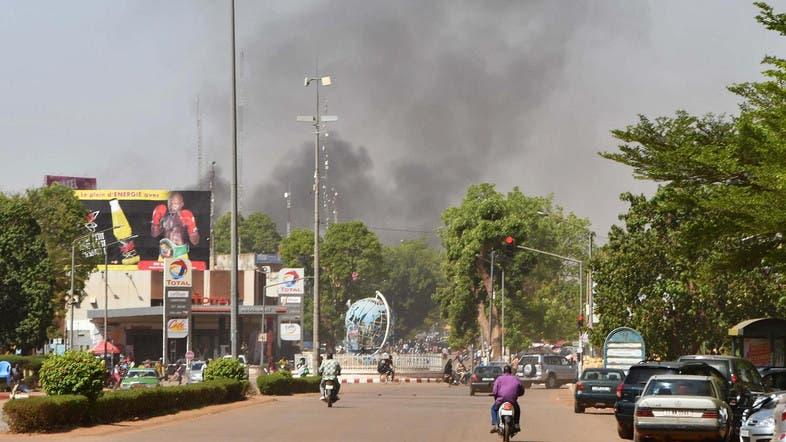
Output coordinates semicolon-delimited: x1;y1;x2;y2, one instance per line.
489;250;495;361
298;73;336;369
209;161;216;269
229;0;239;358
284;184;292;237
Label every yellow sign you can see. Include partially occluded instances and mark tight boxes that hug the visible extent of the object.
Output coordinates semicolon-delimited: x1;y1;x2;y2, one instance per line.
167;318;188;338
75;189;170;200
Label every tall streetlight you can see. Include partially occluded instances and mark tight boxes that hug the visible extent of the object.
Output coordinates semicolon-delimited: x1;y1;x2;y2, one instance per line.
229;0;240;358
298;74;336;366
102;235;138;366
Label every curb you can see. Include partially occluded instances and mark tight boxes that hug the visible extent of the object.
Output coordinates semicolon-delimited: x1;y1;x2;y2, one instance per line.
340;376;442;384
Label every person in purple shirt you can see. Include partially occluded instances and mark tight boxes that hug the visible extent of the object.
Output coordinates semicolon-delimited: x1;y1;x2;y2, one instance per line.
490;365;524;433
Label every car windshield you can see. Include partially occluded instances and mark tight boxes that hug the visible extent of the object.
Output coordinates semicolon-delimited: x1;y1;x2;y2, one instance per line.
644;379;714;397
191;363;204;370
581;370;624;381
127;370;157;379
625;367;675;385
475;366;502;377
680;358;729;379
518;356;539;367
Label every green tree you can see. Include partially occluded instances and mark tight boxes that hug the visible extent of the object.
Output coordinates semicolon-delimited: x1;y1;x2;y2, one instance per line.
438;184;590;357
320;221;386;348
380;239;444;338
0;195;55;352
593;2;786;358
25;185;99;338
213;211;282;255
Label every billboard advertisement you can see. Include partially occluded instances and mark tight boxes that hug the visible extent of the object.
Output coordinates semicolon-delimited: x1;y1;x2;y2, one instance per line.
45;175;97;190
76;190;211;270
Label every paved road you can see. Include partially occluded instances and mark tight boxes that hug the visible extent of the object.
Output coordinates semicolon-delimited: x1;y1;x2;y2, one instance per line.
8;383;622;441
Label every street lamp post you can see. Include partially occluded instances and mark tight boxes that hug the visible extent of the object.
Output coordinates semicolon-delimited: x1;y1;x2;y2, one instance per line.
515;244;584;376
489;250;494;361
102;235;138;367
298;74;336;364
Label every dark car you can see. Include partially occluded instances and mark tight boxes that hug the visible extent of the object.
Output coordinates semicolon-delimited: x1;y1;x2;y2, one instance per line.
573;368;625;413
614;361;726;440
469;364;506;396
760;367;786;390
677;355;768;437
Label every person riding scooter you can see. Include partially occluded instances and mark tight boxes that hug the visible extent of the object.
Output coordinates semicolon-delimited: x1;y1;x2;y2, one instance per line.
490;365;524;434
318;353;341;402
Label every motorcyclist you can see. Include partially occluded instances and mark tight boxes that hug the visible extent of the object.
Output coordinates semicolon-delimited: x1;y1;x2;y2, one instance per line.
378;353;395;381
318;353;341;402
490;365;524;434
443;357;454;384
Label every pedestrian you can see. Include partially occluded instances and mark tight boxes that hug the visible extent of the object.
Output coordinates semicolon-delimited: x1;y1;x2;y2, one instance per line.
176;363;185;385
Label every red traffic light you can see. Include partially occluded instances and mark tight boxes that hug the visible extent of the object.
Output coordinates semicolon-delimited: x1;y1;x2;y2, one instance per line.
504;236;515;245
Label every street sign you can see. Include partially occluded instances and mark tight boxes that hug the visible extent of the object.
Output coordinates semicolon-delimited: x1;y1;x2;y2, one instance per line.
185;350;194;360
280;323;301;341
603;327;645;373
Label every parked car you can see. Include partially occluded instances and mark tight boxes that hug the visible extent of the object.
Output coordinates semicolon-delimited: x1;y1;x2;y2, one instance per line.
120;368;160;389
739;392;786;442
573;368;626;413
633;374;733;442
677;355;768;437
615;361;726;440
759;367;786;391
469;363;507;396
188;360;206;383
516;353;577;389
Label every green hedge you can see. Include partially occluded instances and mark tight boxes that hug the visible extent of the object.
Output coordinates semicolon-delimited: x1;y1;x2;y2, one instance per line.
2;379;249;433
3;395;88;433
257;372;321;395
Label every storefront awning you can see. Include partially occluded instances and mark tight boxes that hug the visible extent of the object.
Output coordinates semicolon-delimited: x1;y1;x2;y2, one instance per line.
86;305;297;319
729;318;786;337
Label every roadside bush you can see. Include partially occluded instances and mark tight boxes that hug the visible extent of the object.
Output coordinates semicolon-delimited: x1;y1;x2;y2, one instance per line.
257;372;321;395
3;395;88;433
39;351;104;400
0;355;47;372
2;379;248;432
203;357;246;381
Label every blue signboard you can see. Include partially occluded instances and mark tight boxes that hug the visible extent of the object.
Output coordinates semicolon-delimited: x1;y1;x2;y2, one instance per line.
603;327;645;373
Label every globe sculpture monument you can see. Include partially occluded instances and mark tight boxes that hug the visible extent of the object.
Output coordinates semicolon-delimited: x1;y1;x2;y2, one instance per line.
344;291;392;354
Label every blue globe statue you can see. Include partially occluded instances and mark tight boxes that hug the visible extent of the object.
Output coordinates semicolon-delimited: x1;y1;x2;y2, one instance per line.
345;291;392;354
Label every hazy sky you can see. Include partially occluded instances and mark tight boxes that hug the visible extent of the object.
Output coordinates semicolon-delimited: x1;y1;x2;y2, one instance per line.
1;1;782;243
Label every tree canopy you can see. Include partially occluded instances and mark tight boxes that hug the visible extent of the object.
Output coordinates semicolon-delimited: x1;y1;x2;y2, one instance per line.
438;183;590;358
592;2;786;358
0;195;55;352
213;211;282;255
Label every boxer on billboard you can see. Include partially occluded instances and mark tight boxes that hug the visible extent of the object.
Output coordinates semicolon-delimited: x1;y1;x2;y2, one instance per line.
151;192;200;261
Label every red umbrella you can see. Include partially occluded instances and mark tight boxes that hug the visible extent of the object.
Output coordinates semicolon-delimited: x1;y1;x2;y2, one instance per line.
91;340;121;355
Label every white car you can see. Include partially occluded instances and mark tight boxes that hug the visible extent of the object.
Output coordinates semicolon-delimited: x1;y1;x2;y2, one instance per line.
188;360;206;383
634;374;732;442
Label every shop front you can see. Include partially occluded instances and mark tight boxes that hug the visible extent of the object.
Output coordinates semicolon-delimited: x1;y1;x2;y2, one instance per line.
729;318;786;368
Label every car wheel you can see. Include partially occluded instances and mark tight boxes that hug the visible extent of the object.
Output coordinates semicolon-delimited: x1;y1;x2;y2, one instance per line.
546;374;557;389
616;422;633;440
573;401;585;413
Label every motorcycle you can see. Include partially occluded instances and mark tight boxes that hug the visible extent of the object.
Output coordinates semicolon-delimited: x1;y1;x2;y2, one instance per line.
496;402;518;442
324;380;338;407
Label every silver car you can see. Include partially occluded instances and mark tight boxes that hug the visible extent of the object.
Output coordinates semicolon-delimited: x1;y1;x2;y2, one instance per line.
739;392;786;442
188;361;206;383
516;353;577;389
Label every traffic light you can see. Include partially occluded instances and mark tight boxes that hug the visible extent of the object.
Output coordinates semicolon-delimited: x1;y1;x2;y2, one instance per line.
577;314;585;329
503;236;516;247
